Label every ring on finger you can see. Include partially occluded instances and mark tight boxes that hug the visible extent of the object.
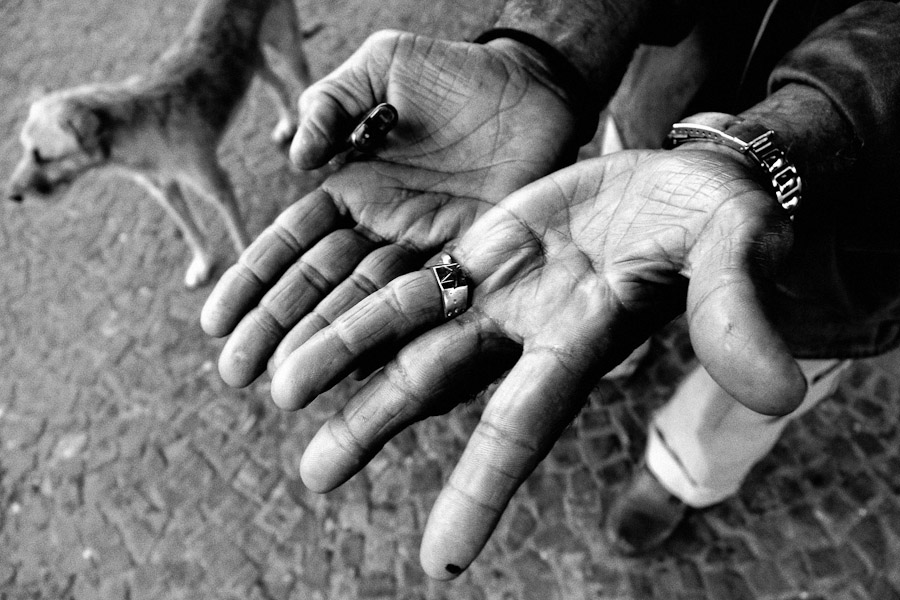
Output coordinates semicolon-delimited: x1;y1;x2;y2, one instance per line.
426;253;471;320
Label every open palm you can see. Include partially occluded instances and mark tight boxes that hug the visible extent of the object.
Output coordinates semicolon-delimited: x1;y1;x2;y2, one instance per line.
270;147;807;578
202;30;583;386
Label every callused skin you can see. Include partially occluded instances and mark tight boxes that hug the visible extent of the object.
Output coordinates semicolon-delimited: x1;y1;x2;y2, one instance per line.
203;0;867;580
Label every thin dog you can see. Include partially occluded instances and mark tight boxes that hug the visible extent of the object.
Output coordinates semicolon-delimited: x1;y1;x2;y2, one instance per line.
6;0;313;288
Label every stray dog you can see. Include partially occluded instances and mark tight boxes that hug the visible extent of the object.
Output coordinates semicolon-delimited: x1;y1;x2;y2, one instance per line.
6;0;313;288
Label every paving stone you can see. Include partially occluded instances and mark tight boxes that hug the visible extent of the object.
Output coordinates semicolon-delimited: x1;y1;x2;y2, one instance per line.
843;471;881;506
532;522;589;557
628;571;655;598
567;466;601;507
233;458;280;501
363;534;397;574
702;535;755;566
836;545;871;579
504;504;538;553
408;458;444;495
98;575;130;600
339;531;365;571
116;518;157;564
675;559;705;592
516;549;561;600
357;571;397;599
806;546;843;580
260;564;296;600
744;559;794;597
546;430;583;470
402;557;429;590
299;547;334;590
865;578;900;600
702;568;755;600
815;489;858;527
239;523;277;565
847;514;889;571
786;503;832;544
579;432;623;464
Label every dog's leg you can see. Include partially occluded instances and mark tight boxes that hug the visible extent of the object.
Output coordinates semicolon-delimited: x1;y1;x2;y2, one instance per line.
257;65;302;145
259;0;313;145
182;159;250;256
134;175;214;289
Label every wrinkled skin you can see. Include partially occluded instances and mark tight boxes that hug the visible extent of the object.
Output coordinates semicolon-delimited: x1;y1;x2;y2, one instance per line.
201;30;580;386
201;28;806;582
266;148;806;579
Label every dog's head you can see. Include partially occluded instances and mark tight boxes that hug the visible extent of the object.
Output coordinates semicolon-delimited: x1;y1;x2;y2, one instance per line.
7;94;111;203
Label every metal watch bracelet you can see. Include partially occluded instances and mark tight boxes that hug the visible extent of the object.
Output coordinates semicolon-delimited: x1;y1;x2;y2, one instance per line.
665;121;802;216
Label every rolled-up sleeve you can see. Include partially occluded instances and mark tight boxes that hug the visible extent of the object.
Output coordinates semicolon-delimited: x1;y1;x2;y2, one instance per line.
770;2;900;155
765;2;900;357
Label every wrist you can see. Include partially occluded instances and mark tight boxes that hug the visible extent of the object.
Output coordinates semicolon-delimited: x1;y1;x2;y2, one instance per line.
668;84;858;216
489;0;652;109
669;138;756;171
666;116;803;215
738;83;859;197
477;32;598;144
666;113;756;170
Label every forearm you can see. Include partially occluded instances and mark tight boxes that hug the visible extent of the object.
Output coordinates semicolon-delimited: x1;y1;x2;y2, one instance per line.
739;83;857;202
679;1;900;206
751;1;900;257
673;2;900;340
768;2;900;165
490;0;696;110
670;82;855;211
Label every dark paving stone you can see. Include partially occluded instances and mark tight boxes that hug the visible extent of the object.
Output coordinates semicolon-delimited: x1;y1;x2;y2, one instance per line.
703;568;756;600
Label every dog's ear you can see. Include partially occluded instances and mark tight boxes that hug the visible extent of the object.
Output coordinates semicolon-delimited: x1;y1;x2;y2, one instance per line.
63;104;112;158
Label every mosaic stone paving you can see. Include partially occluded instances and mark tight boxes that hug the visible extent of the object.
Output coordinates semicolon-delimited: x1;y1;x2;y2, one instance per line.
1;0;898;598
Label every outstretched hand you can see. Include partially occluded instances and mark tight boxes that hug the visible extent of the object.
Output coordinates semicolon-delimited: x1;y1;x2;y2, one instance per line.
201;30;583;386
268;147;807;579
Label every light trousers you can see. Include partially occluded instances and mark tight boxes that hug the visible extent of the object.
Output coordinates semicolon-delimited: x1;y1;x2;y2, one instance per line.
646;359;851;507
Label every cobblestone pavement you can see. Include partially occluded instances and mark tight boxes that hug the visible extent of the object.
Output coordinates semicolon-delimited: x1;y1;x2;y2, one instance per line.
2;1;900;599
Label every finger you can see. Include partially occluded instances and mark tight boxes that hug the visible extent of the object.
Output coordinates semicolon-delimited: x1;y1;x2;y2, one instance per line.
299;313;518;493
270;243;421;372
343;251;447;382
290;31;398;169
419;345;595;580
201;190;343;337
271;268;444;410
686;197;805;416
217;229;379;388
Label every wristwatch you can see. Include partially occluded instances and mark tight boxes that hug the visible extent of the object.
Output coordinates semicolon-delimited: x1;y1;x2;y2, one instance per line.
665;121;802;216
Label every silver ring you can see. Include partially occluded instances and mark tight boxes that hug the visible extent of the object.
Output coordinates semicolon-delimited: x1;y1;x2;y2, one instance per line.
426;252;470;319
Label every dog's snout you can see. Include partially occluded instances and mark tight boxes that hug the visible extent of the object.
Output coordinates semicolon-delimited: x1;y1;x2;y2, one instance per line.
5;180;26;203
32;178;53;195
7;170;53;201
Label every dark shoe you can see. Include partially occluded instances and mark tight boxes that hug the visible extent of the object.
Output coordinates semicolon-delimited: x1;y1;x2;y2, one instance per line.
604;464;687;555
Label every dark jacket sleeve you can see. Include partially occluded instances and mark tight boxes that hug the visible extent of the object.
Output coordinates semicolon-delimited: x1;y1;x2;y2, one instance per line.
770;1;900;169
766;2;900;357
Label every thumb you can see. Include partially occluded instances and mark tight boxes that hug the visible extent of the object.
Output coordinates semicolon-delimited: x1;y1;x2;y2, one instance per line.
686;197;805;416
289;30;401;169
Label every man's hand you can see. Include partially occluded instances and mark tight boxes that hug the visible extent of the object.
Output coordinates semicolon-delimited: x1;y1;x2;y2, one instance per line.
201;30;583;387
268;148;807;579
